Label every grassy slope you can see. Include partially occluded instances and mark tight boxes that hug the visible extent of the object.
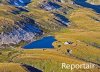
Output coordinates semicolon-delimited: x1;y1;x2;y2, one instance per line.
87;0;100;5
53;8;100;66
12;49;100;72
0;0;100;72
0;63;27;72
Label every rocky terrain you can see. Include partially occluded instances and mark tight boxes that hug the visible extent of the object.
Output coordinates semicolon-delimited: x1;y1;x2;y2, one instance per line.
0;0;72;48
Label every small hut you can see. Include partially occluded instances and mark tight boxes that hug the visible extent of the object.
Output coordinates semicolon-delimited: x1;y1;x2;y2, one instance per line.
67;49;72;54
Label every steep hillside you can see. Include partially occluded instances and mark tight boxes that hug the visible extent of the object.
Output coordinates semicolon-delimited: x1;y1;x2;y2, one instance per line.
0;63;42;72
0;0;73;47
0;63;27;72
87;0;100;5
0;0;100;72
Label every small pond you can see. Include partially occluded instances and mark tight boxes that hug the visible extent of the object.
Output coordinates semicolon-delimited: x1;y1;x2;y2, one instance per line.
23;36;56;49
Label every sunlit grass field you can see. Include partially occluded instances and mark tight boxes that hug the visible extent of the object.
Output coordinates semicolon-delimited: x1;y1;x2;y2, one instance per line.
0;63;27;72
87;0;100;5
0;0;100;72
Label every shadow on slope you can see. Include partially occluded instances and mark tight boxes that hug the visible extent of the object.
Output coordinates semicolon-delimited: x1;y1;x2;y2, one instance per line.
22;64;42;72
8;0;31;6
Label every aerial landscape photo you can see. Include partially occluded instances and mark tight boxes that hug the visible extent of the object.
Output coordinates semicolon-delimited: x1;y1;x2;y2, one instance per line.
0;0;100;72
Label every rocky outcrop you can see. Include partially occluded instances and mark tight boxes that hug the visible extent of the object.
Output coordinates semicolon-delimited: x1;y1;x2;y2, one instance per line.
41;1;61;11
0;0;71;48
0;15;43;47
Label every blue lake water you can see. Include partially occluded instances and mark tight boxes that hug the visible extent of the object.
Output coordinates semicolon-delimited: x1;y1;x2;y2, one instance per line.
23;36;56;49
74;0;100;13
